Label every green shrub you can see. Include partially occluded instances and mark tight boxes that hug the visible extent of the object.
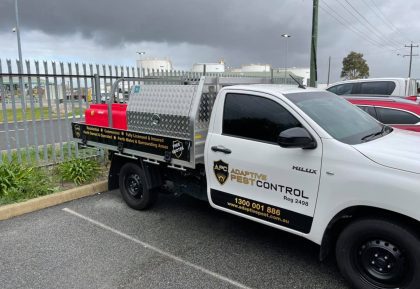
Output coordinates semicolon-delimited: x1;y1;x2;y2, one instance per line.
0;162;54;204
58;158;100;185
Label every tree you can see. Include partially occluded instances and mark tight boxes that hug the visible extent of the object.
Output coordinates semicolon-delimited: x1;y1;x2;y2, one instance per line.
341;51;369;80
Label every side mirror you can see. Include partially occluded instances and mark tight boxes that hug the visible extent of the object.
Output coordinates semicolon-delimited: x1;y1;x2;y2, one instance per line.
278;127;317;149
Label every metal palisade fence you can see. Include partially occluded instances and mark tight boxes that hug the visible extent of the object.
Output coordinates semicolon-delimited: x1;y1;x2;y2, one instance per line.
0;59;299;166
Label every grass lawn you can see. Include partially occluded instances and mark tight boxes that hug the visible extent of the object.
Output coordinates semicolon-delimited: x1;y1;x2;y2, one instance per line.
0;107;85;123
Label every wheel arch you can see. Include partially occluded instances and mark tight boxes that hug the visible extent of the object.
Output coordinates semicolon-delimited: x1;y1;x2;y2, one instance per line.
108;153;162;191
319;205;420;261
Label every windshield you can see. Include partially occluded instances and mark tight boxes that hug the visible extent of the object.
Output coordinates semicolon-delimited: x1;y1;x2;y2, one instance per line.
284;91;392;145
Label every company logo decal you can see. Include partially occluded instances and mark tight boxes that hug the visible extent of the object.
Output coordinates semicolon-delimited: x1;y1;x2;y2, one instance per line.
172;140;184;159
213;160;229;185
228;166;309;201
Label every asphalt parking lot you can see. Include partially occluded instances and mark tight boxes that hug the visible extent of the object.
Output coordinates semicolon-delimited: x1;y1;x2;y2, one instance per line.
0;190;350;289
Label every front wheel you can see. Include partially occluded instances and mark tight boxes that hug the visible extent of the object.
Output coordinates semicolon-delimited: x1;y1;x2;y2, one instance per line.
119;162;158;210
336;218;420;289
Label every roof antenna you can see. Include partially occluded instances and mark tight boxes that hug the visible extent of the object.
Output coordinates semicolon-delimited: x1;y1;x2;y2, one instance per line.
289;74;306;89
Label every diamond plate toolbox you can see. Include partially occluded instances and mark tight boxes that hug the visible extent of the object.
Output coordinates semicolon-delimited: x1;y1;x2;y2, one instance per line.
127;85;198;139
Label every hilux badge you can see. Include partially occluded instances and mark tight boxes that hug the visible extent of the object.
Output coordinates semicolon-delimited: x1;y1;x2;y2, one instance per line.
292;165;317;175
214;160;229;185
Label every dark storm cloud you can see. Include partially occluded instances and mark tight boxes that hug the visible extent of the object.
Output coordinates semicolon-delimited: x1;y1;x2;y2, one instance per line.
1;0;419;80
0;0;313;66
0;0;309;46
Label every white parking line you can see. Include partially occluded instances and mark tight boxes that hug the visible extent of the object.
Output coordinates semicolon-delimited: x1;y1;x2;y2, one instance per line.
62;208;254;289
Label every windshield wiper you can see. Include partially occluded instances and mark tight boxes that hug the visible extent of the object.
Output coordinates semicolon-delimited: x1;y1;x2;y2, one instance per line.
361;125;388;142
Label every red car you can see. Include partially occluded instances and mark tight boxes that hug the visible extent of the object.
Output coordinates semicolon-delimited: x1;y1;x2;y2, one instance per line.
346;97;420;132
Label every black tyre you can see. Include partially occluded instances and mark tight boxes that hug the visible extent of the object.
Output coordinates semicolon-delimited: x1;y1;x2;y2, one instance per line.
118;162;158;210
336;218;420;289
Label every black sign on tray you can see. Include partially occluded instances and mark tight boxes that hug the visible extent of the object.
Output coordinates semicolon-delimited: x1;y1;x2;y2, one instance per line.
72;123;191;162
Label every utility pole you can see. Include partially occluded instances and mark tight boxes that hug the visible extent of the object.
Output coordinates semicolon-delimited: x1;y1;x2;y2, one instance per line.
309;0;319;87
403;43;419;78
327;56;331;86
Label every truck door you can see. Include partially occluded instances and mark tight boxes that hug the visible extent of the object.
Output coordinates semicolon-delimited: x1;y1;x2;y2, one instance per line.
206;91;322;234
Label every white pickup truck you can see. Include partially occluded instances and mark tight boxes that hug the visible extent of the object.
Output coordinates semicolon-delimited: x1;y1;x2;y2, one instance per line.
73;76;420;289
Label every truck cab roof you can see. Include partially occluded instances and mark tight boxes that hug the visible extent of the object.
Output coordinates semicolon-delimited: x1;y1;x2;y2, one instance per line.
222;84;321;96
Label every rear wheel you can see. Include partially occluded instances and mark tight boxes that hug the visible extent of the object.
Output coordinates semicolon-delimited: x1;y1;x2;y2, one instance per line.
119;162;158;210
336;218;420;289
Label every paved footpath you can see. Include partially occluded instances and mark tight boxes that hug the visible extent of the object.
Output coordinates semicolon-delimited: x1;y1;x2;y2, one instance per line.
0;190;350;289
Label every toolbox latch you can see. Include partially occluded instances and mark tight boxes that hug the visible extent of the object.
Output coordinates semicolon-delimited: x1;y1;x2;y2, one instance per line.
164;151;172;163
117;142;124;153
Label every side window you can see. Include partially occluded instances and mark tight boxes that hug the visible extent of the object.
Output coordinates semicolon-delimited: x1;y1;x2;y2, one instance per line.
327;86;337;94
376;107;420;124
327;83;353;95
223;93;301;143
359;81;396;95
357;105;377;119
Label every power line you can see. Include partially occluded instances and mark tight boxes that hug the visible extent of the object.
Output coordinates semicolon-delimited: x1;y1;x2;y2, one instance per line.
341;0;403;47
320;1;380;48
368;0;412;42
320;1;401;52
337;0;402;49
319;7;370;47
359;0;408;44
323;0;400;50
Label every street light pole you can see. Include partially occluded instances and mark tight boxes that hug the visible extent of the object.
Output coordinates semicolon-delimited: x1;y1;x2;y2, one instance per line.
14;0;26;111
136;51;146;77
281;34;291;84
14;0;23;74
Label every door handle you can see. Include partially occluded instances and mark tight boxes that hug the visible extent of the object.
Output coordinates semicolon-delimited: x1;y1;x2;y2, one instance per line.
211;145;232;154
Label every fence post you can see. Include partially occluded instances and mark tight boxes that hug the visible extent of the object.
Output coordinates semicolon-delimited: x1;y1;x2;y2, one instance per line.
7;59;22;162
0;60;12;162
94;74;100;103
271;68;274;84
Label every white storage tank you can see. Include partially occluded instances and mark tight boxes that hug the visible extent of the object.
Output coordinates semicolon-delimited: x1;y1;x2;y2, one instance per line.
192;63;225;73
240;64;271;73
137;58;173;75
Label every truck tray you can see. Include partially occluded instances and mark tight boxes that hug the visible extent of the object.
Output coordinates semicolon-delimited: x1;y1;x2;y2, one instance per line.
72;122;192;164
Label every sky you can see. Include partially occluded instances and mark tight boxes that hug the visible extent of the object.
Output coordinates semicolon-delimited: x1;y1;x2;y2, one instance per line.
0;0;419;83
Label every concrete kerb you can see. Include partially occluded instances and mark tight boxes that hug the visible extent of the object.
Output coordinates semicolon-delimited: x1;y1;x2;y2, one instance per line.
0;180;108;221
